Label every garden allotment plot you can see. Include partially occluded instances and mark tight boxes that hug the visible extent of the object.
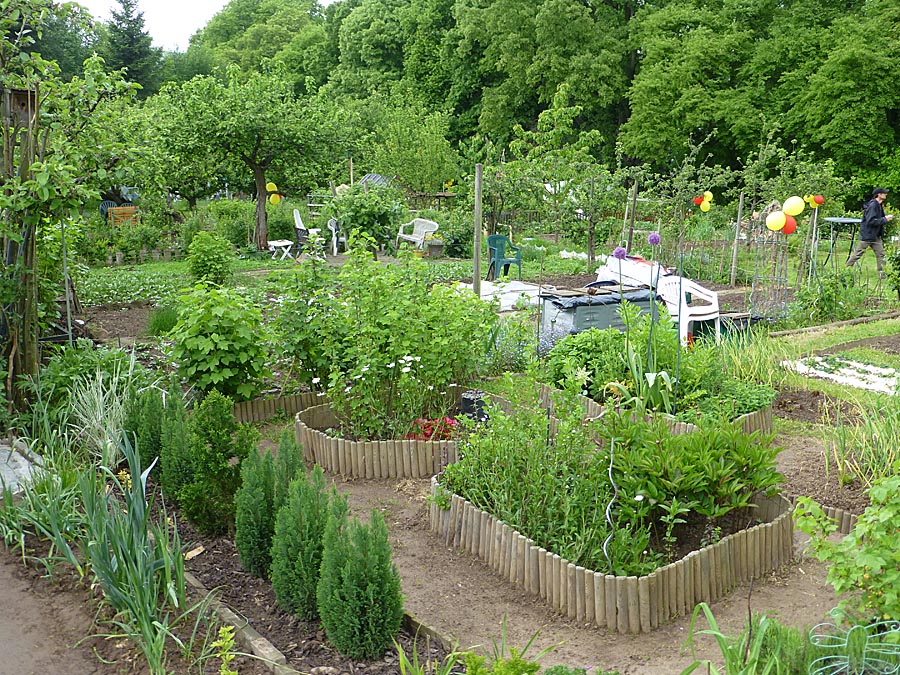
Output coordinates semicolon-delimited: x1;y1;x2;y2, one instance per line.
783;355;900;394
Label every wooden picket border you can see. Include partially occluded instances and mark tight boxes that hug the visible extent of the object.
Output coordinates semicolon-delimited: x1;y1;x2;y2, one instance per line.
294;404;459;478
232;392;321;424
429;479;794;634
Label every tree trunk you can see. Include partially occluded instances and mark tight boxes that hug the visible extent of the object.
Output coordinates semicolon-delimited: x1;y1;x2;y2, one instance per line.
252;164;268;250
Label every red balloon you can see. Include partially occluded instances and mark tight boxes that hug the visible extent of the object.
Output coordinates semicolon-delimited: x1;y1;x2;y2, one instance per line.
692;196;704;205
782;216;797;235
814;194;825;205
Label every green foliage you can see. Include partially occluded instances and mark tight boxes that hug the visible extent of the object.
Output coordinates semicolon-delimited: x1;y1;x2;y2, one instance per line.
827;395;900;488
789;270;868;325
682;379;776;425
317;509;404;660
187;230;234;286
20;339;149;430
208;199;256;248
545;328;626;400
159;383;192;502
270;466;348;620
327;184;405;249
885;245;900;300
234;449;276;578
482;313;537;377
98;0;162;97
177;390;258;535
171;285;269;401
77;267;186;305
78;437;187;674
797;477;900;622
125;386;165;468
146;305;178;336
444;381;782;575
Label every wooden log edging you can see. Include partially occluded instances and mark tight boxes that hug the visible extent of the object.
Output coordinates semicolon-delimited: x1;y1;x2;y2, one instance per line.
430;478;794;634
735;405;774;436
294;404;458;477
233;392;321;424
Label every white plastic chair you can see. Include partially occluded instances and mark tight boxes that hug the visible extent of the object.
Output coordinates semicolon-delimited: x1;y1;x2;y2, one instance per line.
656;276;721;344
327;218;348;256
395;218;439;249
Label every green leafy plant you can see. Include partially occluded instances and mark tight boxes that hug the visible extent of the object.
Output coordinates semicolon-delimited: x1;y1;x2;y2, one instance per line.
544;328;626;400
177;390;258;535
271;465;348;620
327;184;405;250
171;285;269;401
680;603;783;675
796;476;900;622
210;625;240;675
187;230;234;286
317;509;404;659
789;269;868;326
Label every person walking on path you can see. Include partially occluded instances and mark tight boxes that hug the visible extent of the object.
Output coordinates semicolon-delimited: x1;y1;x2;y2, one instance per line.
847;187;894;278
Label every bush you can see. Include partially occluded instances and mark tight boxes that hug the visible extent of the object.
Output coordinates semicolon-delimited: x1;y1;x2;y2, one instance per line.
789;269;867;325
187;231;234;286
270;465;348;619
327;184;405;249
177;390;259;535
317;509;404;659
171;286;269;401
235;449;276;577
545;328;626;399
273;429;305;513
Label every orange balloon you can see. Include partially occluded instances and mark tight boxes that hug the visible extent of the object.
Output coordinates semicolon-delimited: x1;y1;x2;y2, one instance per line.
783;216;797;234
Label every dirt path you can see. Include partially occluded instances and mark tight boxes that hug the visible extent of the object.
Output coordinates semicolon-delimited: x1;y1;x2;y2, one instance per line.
0;555;102;675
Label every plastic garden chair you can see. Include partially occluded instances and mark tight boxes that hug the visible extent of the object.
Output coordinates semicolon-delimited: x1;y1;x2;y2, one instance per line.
486;234;522;280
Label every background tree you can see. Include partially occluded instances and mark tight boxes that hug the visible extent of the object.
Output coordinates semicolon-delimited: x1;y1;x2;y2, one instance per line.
161;64;339;248
98;0;161;97
25;2;96;80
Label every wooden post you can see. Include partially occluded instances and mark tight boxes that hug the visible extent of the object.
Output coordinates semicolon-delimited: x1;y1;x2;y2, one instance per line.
730;191;744;286
626;179;639;253
584;568;595;624
473;164;483;297
638;576;651;633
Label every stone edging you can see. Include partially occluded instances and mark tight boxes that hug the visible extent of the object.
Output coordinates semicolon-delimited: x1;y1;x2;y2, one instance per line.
429;478;793;634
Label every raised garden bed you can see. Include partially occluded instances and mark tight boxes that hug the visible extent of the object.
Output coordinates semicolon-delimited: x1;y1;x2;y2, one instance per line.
429;482;793;634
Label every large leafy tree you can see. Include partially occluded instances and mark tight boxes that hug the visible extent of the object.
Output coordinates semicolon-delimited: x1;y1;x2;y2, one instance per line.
159;64;338;248
98;0;161;97
25;1;96;80
2;0;138;405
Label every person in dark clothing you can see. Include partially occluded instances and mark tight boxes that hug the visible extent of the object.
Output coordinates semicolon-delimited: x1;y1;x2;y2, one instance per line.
846;187;894;277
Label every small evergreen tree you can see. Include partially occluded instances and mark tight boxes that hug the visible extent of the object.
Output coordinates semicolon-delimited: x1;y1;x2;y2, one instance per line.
234;449;276;577
270;466;347;620
178;390;257;535
273;429;304;513
316;509;404;659
159;384;192;501
125;386;164;469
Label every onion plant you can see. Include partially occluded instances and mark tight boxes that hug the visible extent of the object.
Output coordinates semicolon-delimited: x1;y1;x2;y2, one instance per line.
825;395;900;487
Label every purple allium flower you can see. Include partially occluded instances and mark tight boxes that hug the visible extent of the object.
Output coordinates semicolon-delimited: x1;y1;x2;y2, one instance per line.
648;232;661;246
613;246;627;260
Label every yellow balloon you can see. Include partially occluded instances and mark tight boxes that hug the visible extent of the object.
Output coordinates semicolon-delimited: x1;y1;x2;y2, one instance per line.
269;193;282;205
699;200;711;212
766;211;786;231
266;181;278;193
783;196;805;217
703;191;713;202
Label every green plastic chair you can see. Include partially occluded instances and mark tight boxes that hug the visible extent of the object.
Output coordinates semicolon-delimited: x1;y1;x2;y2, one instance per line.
486;234;522;280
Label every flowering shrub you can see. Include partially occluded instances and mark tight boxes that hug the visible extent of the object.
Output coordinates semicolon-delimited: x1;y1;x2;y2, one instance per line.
405;416;457;441
279;245;497;439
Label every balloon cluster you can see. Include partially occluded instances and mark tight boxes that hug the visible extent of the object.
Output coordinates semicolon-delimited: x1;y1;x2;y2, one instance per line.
692;191;714;213
765;194;825;235
266;181;282;205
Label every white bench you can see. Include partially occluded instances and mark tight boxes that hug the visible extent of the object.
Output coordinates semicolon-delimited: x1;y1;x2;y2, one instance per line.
396;218;439;250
